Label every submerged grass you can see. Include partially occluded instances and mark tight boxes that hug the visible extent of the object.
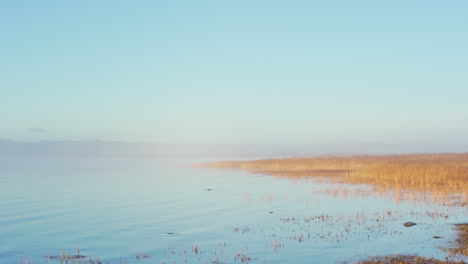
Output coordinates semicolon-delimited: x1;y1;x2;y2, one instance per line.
198;153;468;202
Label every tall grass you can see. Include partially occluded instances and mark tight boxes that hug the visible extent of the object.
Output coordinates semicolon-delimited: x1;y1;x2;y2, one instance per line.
198;154;468;201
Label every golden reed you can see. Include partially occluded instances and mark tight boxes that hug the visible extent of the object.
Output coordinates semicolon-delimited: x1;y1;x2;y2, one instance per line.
198;154;468;203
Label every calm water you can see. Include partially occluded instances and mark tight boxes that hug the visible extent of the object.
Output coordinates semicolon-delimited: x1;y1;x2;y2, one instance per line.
0;157;467;264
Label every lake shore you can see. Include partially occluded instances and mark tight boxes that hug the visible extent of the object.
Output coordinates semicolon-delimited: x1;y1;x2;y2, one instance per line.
197;153;468;205
198;153;468;263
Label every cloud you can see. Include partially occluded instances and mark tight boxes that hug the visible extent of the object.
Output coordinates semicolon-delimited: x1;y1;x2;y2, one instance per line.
29;127;48;133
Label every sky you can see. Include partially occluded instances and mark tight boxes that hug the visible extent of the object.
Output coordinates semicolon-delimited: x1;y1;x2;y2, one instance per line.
1;1;467;145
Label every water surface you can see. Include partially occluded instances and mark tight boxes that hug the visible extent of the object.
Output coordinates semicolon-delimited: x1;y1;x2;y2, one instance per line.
0;156;466;264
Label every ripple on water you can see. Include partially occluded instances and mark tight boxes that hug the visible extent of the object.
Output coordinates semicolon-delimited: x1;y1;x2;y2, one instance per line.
0;157;466;264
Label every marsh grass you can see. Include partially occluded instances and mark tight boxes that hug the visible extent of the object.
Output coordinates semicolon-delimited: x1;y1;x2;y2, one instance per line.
354;254;466;264
448;223;468;256
341;224;468;264
198;154;468;203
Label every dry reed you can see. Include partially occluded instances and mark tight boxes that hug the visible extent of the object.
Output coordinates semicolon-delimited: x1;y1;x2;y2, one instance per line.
198;154;468;203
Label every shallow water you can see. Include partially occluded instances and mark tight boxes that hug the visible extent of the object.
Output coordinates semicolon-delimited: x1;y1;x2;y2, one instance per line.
0;156;466;264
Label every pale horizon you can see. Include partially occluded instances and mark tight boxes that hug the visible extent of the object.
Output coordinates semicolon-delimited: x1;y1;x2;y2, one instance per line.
1;139;467;158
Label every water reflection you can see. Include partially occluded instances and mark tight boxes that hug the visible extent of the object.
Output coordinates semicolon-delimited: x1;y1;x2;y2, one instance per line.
0;157;466;264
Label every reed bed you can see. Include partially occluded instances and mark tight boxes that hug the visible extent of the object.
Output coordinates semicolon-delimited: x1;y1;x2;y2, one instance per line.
198;154;468;203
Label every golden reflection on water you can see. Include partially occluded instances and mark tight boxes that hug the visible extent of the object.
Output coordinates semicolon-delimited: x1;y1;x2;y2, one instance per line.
200;154;468;208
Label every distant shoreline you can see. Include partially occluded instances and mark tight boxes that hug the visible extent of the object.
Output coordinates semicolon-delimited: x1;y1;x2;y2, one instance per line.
2;139;468;157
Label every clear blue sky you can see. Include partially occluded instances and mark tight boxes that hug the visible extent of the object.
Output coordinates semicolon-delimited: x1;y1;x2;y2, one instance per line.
1;1;467;144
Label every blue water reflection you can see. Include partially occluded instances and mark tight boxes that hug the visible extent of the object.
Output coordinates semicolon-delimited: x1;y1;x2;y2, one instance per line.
0;157;466;264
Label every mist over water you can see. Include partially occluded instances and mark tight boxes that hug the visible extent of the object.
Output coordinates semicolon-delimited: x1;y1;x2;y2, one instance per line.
0;156;466;264
1;140;467;158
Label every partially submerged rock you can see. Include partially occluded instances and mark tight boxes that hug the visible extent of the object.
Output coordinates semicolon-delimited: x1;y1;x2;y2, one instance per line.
404;222;417;227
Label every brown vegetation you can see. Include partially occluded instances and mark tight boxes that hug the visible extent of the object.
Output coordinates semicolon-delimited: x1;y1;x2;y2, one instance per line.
448;223;468;256
198;154;468;203
354;223;468;263
354;254;466;264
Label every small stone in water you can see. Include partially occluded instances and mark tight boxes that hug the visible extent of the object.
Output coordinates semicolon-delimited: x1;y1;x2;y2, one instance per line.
404;222;417;227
